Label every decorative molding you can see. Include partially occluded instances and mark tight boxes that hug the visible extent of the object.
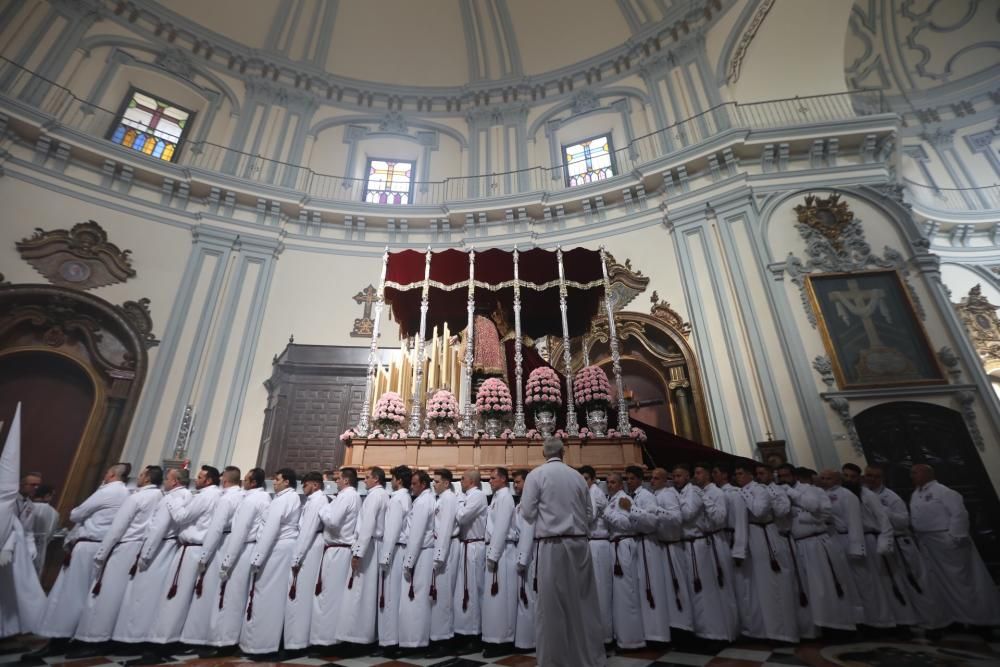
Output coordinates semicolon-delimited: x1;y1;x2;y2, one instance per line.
954;284;1000;373
649;290;691;337
570;90;600;115
378;111;408;135
783;193;925;327
937;345;962;382
350;284;379;338
824;395;863;455
955;389;986;451
603;254;650;311
154;46;196;81
726;0;774;84
812;355;836;388
16;220;135;290
115;297;159;349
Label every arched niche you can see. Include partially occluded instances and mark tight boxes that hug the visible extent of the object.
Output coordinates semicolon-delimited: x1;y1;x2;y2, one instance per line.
0;283;154;518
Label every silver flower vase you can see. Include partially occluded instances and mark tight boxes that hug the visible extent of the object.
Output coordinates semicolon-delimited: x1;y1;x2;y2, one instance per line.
484;415;503;438
534;406;557;438
586;407;609;437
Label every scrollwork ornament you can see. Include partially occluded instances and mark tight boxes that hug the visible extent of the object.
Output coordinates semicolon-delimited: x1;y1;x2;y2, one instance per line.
955;390;985;451
825;396;863;455
937;346;962;382
812;355;835;388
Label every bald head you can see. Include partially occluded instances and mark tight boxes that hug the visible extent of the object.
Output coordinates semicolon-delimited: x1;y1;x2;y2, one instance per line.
816;468;841;490
910;464;934;488
461;469;481;492
650;467;670;490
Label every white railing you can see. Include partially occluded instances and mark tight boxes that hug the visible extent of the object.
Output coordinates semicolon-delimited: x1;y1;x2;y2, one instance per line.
904;179;1000;213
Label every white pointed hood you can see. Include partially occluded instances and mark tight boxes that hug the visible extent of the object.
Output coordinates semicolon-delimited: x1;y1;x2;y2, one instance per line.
0;403;22;547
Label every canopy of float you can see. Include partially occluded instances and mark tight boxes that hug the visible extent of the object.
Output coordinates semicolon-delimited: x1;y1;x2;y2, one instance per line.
384;248;606;339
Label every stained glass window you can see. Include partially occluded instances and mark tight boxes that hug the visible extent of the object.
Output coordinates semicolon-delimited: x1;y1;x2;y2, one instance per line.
563;135;616;187
363;158;414;205
108;88;193;163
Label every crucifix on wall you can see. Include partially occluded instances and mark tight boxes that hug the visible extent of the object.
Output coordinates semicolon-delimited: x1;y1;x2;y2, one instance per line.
350;284;379;338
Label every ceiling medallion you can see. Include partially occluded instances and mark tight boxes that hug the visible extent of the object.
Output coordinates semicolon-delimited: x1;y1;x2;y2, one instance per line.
16;220;136;290
794;193;854;249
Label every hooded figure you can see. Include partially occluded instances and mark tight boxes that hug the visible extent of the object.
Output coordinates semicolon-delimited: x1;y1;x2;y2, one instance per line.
0;404;47;637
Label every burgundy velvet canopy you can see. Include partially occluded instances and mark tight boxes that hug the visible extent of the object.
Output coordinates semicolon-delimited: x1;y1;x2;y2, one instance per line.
384;248;606;339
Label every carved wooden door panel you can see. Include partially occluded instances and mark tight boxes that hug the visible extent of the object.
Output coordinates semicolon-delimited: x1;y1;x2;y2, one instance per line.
855;401;1000;578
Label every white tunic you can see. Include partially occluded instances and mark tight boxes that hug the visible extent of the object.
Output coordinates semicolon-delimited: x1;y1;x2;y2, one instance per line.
688;483;739;641
31;501;59;573
825;485;865;624
482;486;518;644
0;519;45;638
631;485;671;643
603;489;645;649
310;485;359;646
283;489;328;650
147;483;222;643
718;483;749;637
207;487;269;647
855;485;898;627
398;488;435;648
378;487;412;647
453;486;488;636
240;486;301;654
340;484;389;644
520;458;605;667
587;482;613;644
180;485;244;644
430;488;459;641
37;480;129;639
655;485;693;632
910;480;1000;626
113;484;192;643
514;502;536;650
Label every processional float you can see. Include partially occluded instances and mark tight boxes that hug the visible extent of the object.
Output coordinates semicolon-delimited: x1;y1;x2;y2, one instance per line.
353;246;634;441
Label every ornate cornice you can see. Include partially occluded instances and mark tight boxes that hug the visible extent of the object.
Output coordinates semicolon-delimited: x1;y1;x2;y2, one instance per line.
954;284;1000;373
726;0;774;84
16;220;135;290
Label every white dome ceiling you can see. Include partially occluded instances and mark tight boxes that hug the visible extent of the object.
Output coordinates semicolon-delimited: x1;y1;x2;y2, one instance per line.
153;0;667;88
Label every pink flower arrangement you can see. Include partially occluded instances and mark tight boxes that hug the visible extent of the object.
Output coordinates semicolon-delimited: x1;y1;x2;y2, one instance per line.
340;428;357;442
475;378;513;417
426;389;459;423
373;391;407;431
572;365;612;410
525;367;563;408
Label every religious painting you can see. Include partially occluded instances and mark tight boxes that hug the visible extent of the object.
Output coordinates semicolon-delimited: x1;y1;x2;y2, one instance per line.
806;270;945;389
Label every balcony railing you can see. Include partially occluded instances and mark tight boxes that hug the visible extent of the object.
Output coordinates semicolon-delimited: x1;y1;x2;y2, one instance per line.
0;56;890;209
904;179;1000;213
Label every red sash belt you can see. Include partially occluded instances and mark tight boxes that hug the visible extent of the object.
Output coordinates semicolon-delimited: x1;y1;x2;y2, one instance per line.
90;542;120;596
460;538;484;611
316;543;351;596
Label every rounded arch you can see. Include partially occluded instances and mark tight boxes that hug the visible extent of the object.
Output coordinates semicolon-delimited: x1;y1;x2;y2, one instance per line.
307;114;468;149
527;86;650;140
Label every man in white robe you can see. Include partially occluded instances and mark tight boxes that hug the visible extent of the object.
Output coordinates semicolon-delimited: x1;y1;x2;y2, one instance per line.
625;465;671;645
817;468;865;626
283;471;327;652
779;465;855;637
712;463;748;632
520;437;606;667
398;470;436;650
138;465;222;661
181;466;243;651
340;466;389;646
909;464;1000;628
240;467;301;657
113;467;192;647
842;463;897;629
453;469;488;650
28;463;129;657
653;467;693;635
688;463;739;641
603;472;645;650
737;463;798;643
31;485;60;573
512;469;536;651
376;466;412;658
580;465;613;645
482;467;519;656
15;470;40;531
427;468;459;656
864;464;948;630
70;466;163;656
310;466;359;647
0;406;45;639
204;468;269;654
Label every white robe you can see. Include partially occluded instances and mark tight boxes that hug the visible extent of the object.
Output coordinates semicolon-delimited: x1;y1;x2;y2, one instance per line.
378;487;411;647
240;487;301;654
398;488;435;648
482;486;518;644
430;488;459;641
206;487;270;647
587;483;613;644
113;485;193;643
911;480;1000;627
31;501;59;573
0;519;46;637
37;480;128;639
453;486;488;636
603;490;645;649
741;481;798;643
180;485;244;645
631;486;671;643
514;503;536;650
147;483;222;643
656;485;694;632
519;458;605;667
283;489;328;650
786;482;855;633
719;483;750;635
339;484;388;644
310;485;359;646
73;484;163;643
685;483;738;641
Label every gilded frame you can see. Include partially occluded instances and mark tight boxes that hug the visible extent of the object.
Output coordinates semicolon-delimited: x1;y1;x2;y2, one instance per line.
806;269;946;389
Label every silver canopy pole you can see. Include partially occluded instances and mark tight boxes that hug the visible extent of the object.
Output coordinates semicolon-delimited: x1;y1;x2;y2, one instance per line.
557;246;579;435
356;246;389;437
600;246;632;434
408;247;432;436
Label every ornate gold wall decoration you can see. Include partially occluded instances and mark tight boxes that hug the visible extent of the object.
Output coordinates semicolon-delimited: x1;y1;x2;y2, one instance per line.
793;193;854;249
649;291;691;337
351;284;379;338
955;284;1000;374
16;221;135;290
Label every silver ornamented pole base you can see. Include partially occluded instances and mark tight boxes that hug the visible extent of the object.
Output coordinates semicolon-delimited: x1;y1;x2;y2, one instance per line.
513;410;526;436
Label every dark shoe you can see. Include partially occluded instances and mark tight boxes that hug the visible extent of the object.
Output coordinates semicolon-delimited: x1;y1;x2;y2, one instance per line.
125;652;167;666
424;642;454;659
64;643;108;659
481;642;510;658
453;636;481;655
196;645;237;659
24;639;69;659
246;651;279;662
